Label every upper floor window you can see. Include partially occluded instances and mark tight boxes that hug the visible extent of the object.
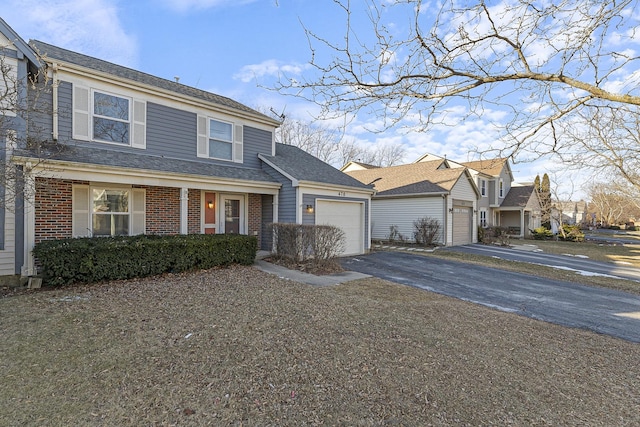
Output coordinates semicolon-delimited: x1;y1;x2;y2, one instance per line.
480;179;486;197
93;91;130;144
209;119;233;160
72;83;146;149
499;179;504;198
197;115;243;163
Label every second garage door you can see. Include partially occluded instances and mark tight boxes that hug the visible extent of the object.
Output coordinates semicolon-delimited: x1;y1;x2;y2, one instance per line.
452;206;472;245
315;200;364;256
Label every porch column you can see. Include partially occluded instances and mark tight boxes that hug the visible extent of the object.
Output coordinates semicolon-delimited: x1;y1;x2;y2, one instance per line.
179;188;189;235
520;209;525;238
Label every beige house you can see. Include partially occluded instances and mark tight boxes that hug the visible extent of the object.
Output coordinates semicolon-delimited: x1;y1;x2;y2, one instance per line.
415;155;541;238
344;159;479;246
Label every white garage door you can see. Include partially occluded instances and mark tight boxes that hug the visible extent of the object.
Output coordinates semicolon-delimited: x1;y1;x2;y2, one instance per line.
316;200;364;256
452;206;472;245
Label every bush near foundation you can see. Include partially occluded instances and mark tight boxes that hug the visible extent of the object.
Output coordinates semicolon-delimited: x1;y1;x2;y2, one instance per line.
479;226;511;246
32;234;257;286
271;223;345;265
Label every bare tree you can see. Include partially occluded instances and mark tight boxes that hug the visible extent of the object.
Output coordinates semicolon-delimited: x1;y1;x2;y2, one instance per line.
275;116;341;164
270;111;406;168
1;44;62;212
274;0;640;191
587;182;628;226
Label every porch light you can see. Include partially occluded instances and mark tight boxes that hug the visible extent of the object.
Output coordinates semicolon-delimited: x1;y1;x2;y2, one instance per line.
207;200;214;209
306;204;314;213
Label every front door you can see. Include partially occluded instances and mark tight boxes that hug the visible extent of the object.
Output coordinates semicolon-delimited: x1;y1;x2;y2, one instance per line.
220;195;244;234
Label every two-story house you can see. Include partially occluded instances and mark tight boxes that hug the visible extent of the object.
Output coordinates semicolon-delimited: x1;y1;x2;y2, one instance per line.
416;154;541;237
0;18;373;283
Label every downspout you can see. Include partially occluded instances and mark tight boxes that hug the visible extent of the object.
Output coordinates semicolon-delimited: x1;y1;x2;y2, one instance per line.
51;63;59;141
442;194;448;246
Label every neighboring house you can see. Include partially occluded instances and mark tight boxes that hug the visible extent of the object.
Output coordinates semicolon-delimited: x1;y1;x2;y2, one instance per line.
416;155;540;238
344;159;479;246
0;19;373;282
551;200;590;226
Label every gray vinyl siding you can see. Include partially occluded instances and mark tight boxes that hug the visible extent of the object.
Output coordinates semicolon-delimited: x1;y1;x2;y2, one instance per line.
57;82;274;170
261;163;296;223
243;126;272;169
372;197;444;244
302;193;370;244
261;194;274;250
146;102;197;158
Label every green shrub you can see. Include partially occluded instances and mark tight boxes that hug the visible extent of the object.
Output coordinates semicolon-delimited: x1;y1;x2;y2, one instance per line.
559;224;585;242
531;226;553;240
32;234;257;287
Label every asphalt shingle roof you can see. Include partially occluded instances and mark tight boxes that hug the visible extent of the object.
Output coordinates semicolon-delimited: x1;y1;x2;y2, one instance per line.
462;158;509;177
501;185;536;207
261;144;372;189
29;40;277;124
14;145;279;184
345;160;466;196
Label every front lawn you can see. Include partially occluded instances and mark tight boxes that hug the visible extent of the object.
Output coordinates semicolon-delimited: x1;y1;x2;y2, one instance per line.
2;266;639;425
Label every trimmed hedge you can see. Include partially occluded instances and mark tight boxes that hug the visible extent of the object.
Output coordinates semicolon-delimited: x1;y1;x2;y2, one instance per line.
32;234;257;287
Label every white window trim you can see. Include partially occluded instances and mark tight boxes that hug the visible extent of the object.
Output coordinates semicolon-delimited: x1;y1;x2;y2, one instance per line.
72;184;145;237
197;115;243;163
480;179;486;197
499;179;504;198
72;83;146;149
480;209;487;228
91;89;132;145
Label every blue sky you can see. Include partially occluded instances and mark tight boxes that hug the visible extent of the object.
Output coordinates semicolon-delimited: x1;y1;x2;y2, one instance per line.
2;0;594;197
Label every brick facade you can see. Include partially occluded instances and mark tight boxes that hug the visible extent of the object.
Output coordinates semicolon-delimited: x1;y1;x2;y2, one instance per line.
188;189;201;234
248;193;262;248
34;179;263;244
34;178;84;243
136;186;180;235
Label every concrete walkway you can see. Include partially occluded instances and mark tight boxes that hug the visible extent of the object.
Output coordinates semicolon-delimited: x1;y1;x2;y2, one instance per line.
253;252;370;286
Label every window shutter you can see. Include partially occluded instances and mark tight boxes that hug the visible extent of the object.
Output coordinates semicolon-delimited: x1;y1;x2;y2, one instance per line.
197;115;208;158
72;185;91;237
131;188;146;235
131;99;146;149
233;124;243;163
72;85;90;141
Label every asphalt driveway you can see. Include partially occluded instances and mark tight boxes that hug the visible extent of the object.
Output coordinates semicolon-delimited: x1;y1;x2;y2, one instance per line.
340;251;640;343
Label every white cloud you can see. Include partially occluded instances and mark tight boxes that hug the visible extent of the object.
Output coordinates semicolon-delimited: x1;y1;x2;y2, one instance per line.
161;0;257;12
3;0;138;68
234;59;308;83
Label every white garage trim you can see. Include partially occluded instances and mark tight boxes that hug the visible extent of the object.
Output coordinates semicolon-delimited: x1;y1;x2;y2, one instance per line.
315;199;365;256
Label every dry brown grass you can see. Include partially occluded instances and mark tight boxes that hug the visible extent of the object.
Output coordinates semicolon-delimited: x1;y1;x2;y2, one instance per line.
528;239;640;268
2;266;639;426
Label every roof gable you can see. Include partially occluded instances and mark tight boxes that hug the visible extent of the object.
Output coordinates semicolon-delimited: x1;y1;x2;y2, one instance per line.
0;18;40;66
501;184;538;208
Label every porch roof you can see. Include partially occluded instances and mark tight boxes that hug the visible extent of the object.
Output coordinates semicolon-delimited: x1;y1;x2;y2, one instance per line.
13;145;279;185
501;184;536;208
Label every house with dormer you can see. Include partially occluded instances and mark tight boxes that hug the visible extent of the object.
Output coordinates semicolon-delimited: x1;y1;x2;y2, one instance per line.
0;18;373;282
